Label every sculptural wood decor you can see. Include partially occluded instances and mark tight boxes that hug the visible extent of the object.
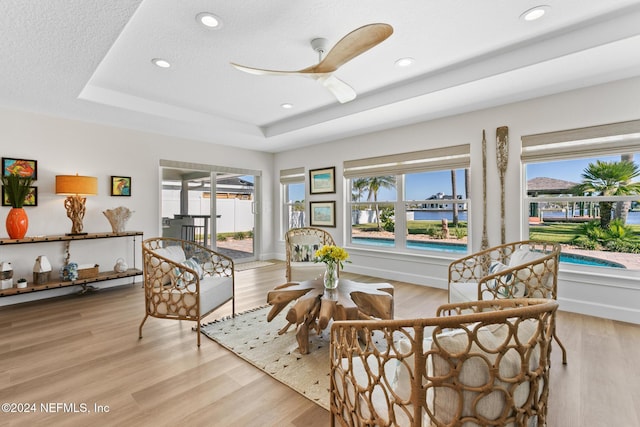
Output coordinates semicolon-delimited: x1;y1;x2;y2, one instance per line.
496;126;509;244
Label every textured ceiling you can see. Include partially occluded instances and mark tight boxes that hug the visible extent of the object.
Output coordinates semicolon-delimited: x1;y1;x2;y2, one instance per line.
2;0;640;152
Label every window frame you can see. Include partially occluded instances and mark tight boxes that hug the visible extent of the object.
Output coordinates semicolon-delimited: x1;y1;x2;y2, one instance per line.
344;145;471;256
521;120;640;273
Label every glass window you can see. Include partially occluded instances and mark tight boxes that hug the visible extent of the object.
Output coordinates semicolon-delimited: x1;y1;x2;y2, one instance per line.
525;153;640;271
404;169;469;254
348;170;470;254
284;182;305;231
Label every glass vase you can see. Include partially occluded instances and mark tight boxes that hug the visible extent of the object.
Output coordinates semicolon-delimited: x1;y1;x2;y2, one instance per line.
324;261;339;290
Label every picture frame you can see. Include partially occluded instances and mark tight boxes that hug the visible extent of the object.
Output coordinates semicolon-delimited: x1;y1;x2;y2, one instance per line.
111;176;131;196
2;186;37;207
309;167;335;194
310;201;336;227
2;157;37;179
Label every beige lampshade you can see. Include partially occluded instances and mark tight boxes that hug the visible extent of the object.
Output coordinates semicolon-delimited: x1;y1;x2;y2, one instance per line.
55;175;98;196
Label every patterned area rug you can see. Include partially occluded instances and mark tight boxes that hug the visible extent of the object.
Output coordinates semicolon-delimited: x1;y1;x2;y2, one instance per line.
200;306;332;409
234;261;275;271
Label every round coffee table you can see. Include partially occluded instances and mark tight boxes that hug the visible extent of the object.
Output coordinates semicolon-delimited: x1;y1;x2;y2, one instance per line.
266;278;394;354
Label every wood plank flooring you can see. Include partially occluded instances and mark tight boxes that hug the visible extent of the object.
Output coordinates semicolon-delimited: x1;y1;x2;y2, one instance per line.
0;261;639;426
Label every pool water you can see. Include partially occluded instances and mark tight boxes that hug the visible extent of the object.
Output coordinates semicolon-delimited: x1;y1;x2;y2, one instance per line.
351;237;626;268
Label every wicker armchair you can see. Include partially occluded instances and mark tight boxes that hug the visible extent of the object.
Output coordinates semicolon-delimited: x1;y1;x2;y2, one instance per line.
448;240;566;364
139;237;235;347
285;227;336;282
330;298;558;427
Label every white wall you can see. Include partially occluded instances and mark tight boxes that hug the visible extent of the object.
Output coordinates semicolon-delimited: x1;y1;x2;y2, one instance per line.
274;76;640;324
0;108;274;305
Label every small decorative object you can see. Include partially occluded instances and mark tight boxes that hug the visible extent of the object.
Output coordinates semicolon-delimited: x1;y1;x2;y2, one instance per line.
315;245;350;289
0;261;12;279
496;126;509;245
16;278;27;288
309;167;336;194
33;255;52;285
55;174;98;235
113;257;128;273
1;261;13;289
61;262;79;281
481;129;489;250
111;176;131;196
103;206;133;233
77;264;99;279
2;174;34;239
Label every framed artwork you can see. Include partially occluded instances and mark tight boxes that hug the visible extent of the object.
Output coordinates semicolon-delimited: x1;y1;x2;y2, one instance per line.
2;158;37;179
111;176;131;196
310;201;336;227
2;186;37;207
309;167;335;194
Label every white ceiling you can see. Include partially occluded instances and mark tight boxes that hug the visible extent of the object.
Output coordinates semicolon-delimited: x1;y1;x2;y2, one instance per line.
2;0;640;153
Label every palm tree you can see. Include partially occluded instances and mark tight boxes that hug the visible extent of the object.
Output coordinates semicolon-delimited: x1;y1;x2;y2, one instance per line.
451;170;458;226
351;178;368;202
572;160;640;228
365;176;396;230
615;153;635;222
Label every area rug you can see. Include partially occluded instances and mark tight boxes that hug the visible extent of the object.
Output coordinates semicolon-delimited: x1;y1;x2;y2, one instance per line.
234;261;275;271
200;305;332;409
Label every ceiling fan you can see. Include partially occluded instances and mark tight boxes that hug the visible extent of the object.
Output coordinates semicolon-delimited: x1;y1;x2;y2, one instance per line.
230;23;393;103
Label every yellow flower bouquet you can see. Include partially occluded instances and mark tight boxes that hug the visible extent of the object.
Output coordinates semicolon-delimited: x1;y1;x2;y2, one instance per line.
315;245;350;289
315;245;350;269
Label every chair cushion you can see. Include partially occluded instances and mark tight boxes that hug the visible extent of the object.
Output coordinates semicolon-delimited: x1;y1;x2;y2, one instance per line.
291;243;320;262
449;281;481;303
195;276;233;316
289;262;326;282
430;321;539;426
155;246;187;263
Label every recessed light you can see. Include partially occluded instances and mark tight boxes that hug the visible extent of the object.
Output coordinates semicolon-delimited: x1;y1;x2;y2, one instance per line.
196;12;222;28
520;5;550;21
395;57;415;67
152;58;171;68
281;103;293;109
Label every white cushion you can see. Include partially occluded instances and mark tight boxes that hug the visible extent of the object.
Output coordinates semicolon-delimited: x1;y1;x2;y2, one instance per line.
508;245;541;267
154;246;186;263
449;281;481;303
289;262;326;282
431;321;539;426
196;276;233;316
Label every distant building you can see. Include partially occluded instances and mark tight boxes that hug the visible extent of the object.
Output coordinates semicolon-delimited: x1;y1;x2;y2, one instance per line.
422;192;466;210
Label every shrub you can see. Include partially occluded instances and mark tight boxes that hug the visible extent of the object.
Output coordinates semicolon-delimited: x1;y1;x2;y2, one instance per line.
573;235;600;250
233;231;247;240
217;234;227;241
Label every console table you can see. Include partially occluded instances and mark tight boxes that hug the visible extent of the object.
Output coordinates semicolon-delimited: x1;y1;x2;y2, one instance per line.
0;231;143;296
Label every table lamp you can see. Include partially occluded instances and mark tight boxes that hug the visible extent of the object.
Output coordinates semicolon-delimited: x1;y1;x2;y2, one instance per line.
55;174;98;235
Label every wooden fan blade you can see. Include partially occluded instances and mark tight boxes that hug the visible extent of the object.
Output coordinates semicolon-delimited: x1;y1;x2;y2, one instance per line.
307;23;393;74
230;62;307;77
315;75;357;103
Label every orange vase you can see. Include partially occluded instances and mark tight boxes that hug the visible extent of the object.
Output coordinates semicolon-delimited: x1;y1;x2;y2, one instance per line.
6;207;28;239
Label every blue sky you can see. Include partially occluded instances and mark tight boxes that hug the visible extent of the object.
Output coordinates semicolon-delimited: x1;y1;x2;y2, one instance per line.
286;154;639;202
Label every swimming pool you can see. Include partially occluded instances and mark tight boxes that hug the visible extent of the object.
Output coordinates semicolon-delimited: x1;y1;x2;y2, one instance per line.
351;237;626;268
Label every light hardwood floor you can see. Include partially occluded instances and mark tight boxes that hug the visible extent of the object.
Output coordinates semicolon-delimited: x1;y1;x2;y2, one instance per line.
1;261;639;426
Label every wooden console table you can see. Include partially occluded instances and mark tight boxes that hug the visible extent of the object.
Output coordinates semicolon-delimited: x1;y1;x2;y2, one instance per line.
0;231;143;296
266;278;394;354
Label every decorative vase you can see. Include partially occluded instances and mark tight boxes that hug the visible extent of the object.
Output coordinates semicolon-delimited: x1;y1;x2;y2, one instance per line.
6;207;28;239
324;261;339;290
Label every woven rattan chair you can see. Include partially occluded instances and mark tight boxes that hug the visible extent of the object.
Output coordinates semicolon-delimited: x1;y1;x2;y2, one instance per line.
448;240;566;364
285;227;336;282
139;237;235;347
330;298;558;427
